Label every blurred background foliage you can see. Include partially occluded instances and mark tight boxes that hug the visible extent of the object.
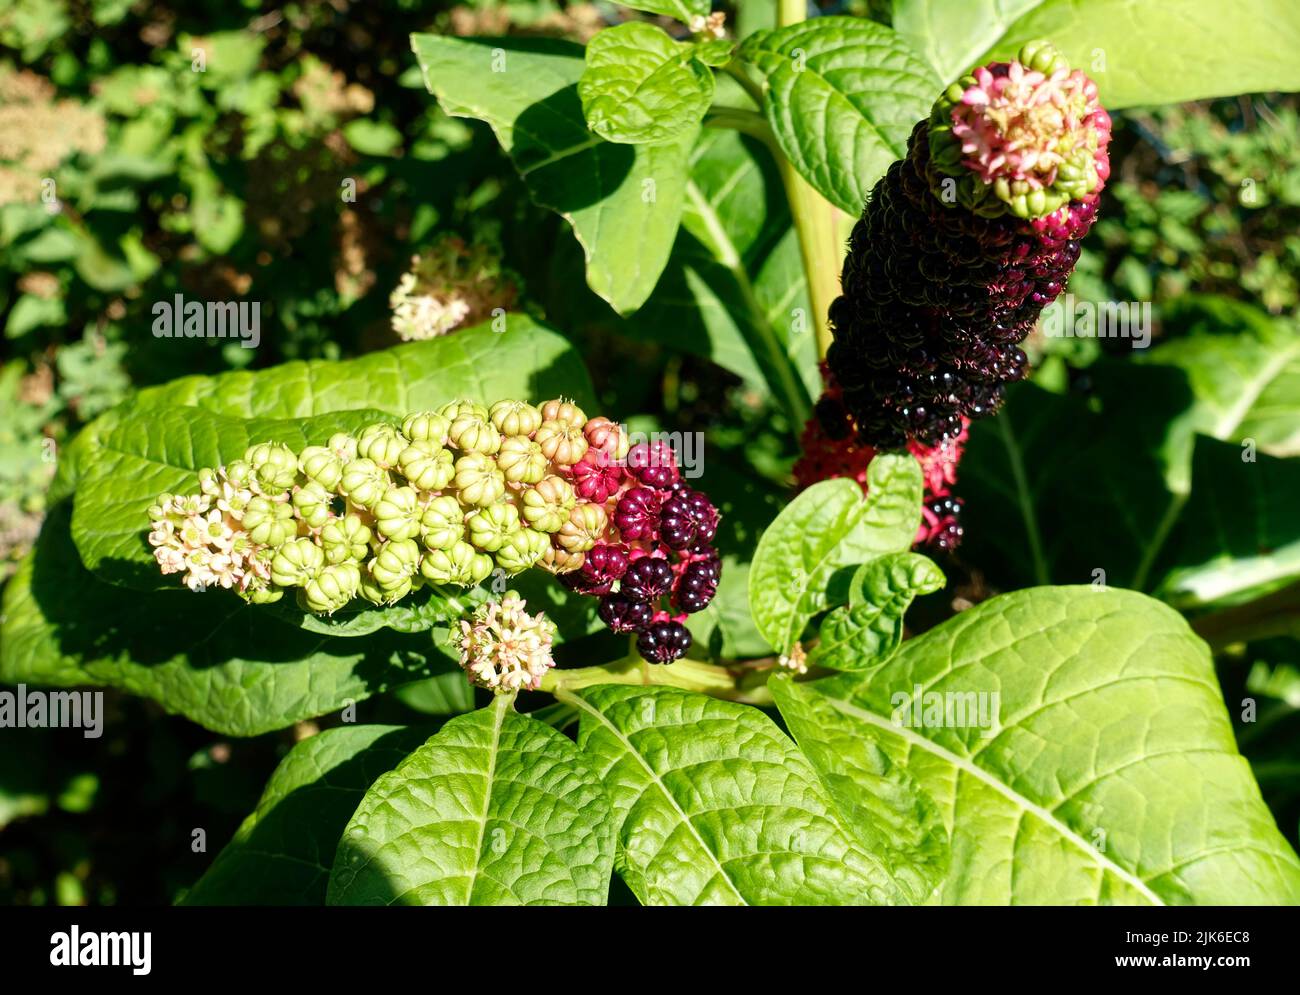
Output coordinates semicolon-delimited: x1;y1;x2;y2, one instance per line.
2;0;1298;904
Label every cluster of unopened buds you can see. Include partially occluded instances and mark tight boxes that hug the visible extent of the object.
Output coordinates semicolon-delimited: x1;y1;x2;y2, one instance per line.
146;396;722;669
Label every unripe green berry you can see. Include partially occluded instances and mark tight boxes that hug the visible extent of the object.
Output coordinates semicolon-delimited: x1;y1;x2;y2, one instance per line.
374;485;422;541
339;458;389;509
398;440;455;491
539;398;587;429
493;528;550;575
521;475;575;533
402;411;451;446
298;445;344;490
420;495;465;550
222;460;256;489
328;433;359;462
271;537;325;587
302;562;361;613
369;538;421;588
557;502;607;553
535;419;588;466
242;585;284;605
320;513;371;564
496;436;548;484
448;414;501;455
489;399;542;438
437;399;489;422
419;540;493;587
467;502;521;553
292;481;334;530
243;495;296;547
453;453;505;507
539;542;584;575
244;442;299;492
357;425;407;469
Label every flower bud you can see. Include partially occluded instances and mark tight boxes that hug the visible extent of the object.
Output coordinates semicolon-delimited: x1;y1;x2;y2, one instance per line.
302;562;361;613
420;494;465;550
557;502;607;553
535;419;588;466
357;425;407;469
452;453;505;507
244;442;299;492
489;399;542;438
271;537;325;587
373;485;422;542
242;495;296;547
320;512;371;564
401;411;451;446
448;413;502;455
520;475;575;533
292;481;334;530
539;398;587;429
298;446;344;491
493;528;550;575
339;458;390;509
467;502;521;552
496;435;548;485
222;460;256;490
398;440;455;491
419;540;492;586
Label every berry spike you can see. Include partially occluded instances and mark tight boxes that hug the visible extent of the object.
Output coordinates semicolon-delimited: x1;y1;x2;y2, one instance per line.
798;40;1110;550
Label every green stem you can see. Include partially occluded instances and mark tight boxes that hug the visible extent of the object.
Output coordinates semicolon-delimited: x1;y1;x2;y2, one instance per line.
702;105;771;141
540;654;772;704
777;0;807;29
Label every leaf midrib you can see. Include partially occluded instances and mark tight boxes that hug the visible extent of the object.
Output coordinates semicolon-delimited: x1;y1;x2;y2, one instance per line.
461;695;509;905
822;695;1166;905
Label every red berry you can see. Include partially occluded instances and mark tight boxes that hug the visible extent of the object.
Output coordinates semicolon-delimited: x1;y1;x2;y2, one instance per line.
626;441;678;488
613;487;662;541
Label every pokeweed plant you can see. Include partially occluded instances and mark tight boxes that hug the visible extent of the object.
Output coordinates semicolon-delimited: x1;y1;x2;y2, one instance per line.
4;2;1300;906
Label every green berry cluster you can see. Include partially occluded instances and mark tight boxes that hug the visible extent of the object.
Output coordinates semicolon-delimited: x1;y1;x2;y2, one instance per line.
148;398;597;614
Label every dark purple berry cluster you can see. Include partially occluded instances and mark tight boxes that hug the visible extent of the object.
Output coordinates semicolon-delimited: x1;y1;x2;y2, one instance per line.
564;442;722;664
828;119;1099;449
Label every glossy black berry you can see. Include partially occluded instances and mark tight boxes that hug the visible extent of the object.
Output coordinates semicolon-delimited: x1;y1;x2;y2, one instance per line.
620;556;674;602
637;620;692;663
598;593;654;633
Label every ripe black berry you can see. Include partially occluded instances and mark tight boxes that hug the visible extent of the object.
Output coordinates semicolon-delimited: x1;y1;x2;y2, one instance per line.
598;593;654;633
620;556;674;602
637;620;692;663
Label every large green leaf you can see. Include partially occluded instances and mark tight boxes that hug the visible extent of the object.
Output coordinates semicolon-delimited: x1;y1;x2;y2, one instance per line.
410;34;692;314
1;505;450;736
739;16;938;214
809;552;946;672
566;684;914;905
893;0;1300;109
328;697;615;905
794;586;1300;904
184;726;430;905
748;455;923;654
579;22;714;145
768;676;949;904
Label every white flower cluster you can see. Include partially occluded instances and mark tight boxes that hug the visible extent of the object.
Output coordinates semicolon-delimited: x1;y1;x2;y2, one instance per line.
457;592;557;693
148;473;269;594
